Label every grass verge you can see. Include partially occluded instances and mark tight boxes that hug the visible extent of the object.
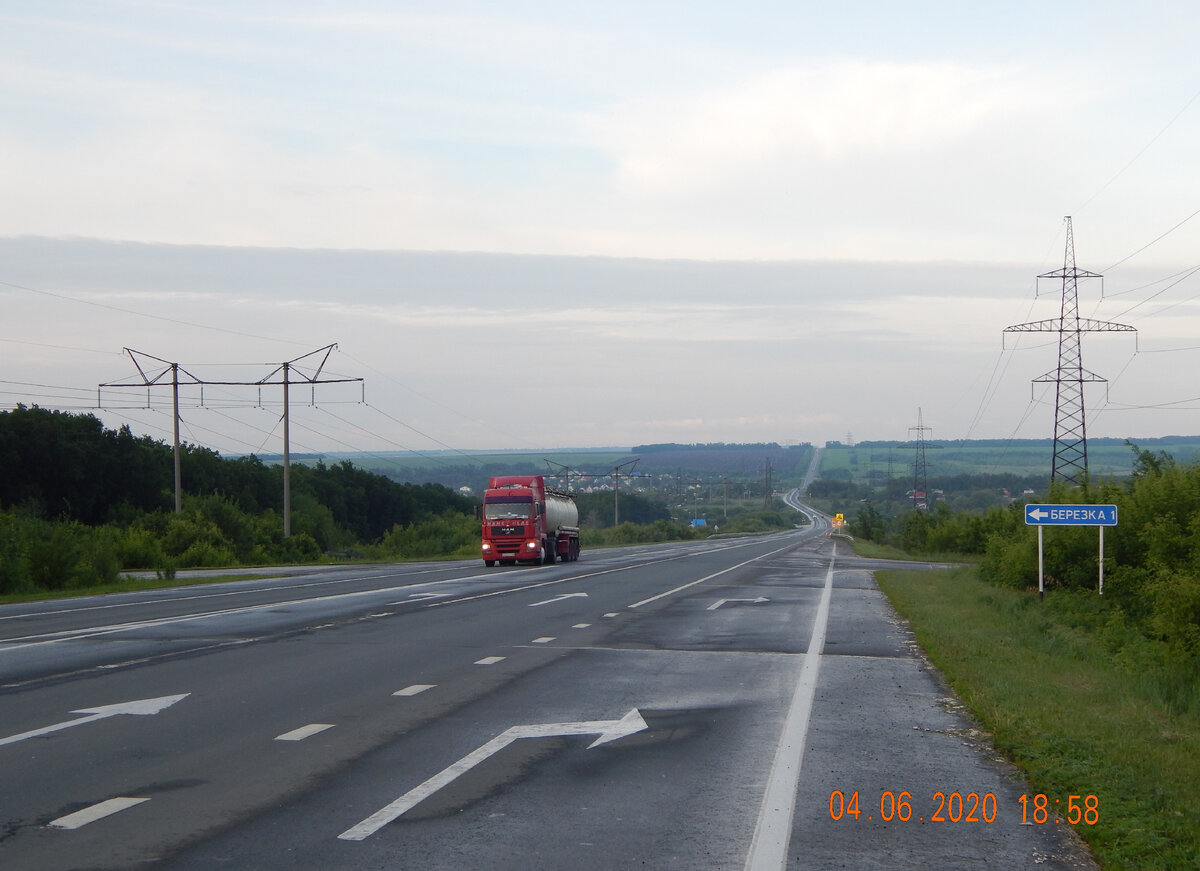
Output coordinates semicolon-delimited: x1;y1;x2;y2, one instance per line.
875;565;1200;870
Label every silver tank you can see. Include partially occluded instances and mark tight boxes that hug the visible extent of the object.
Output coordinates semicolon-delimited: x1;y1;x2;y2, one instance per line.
544;490;579;533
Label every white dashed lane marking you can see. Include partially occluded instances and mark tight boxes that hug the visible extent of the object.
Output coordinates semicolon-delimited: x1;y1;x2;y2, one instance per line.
275;723;334;741
49;797;149;830
393;684;436;697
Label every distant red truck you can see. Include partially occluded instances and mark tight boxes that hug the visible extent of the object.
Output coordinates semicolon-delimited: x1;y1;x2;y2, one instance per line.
481;475;580;566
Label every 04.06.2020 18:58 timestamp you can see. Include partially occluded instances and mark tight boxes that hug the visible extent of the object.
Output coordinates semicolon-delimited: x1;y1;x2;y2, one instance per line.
828;790;1100;825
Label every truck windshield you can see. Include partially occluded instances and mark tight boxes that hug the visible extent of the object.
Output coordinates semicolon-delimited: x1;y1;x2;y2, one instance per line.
484;499;532;520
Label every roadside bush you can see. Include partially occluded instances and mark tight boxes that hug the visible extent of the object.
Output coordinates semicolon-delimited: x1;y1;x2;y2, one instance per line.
27;520;85;590
177;540;236;568
17;518;120;590
278;532;322;563
115;525;168;570
0;512;33;594
291;493;355;554
376;512;478;559
189;493;257;561
161;512;232;561
584;519;701;546
78;526;121;587
1146;570;1200;658
979;531;1037;589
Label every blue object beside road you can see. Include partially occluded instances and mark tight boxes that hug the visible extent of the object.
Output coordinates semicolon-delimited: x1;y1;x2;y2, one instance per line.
1024;504;1118;526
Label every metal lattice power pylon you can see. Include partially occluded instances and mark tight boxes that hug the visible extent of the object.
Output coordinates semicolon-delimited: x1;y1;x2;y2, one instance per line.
1004;218;1136;486
910;408;931;509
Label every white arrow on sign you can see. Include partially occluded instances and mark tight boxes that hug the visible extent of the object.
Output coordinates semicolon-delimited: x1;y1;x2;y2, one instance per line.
707;597;769;611
339;707;648;841
528;592;588;607
0;694;189;748
1027;507;1050;521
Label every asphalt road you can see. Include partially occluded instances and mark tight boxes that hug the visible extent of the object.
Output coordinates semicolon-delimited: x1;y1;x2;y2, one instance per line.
0;512;1097;870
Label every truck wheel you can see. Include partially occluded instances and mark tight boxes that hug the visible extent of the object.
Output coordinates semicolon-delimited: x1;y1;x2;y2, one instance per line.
543;541;556;565
484;560;495;567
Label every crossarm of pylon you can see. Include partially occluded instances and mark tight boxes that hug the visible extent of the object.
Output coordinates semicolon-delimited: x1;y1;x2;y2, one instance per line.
1005;318;1135;333
1033;368;1108;383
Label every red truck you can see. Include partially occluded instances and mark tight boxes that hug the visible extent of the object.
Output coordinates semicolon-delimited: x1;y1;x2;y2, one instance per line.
481;475;580;566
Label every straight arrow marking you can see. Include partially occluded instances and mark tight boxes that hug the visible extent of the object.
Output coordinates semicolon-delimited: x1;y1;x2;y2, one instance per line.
338;708;648;841
0;694;189;748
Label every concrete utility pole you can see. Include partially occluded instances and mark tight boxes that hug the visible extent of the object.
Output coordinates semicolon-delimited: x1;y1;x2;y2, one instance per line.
1004;218;1136;486
100;350;198;514
101;344;362;536
257;345;363;538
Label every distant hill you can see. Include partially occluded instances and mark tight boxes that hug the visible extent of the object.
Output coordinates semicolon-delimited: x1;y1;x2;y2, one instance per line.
311;436;1200;494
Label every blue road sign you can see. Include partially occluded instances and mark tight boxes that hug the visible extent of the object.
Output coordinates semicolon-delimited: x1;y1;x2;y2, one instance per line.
1024;504;1118;526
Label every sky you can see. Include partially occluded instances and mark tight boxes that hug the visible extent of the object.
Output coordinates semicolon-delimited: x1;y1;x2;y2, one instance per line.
3;1;1200;459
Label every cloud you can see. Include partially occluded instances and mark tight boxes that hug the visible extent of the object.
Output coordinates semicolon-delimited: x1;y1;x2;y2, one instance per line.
590;60;1080;195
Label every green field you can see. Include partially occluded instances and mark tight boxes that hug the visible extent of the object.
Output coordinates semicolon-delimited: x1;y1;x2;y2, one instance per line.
820;437;1200;486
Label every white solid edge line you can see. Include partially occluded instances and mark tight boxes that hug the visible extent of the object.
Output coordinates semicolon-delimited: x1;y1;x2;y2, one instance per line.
49;797;150;829
743;548;837;871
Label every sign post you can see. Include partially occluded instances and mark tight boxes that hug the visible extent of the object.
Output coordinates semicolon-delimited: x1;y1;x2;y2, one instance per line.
1024;504;1118;598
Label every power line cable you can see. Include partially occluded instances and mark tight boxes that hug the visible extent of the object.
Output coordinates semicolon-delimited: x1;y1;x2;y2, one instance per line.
0;337;122;356
0;277;319;348
338;348;534;452
1101;205;1200;273
1075;87;1200;216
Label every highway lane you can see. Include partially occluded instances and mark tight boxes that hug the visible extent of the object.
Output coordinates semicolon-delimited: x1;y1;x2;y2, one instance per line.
0;520;1096;870
0;540;762;687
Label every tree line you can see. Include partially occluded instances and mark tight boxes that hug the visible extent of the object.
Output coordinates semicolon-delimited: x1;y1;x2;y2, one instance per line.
842;443;1200;714
0;406;476;594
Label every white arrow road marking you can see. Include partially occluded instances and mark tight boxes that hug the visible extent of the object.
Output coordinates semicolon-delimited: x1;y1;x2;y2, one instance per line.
707;596;770;611
403;592;452;601
49;797;150;829
339;708;648;841
0;694;189;748
276;723;334;741
528;592;588;607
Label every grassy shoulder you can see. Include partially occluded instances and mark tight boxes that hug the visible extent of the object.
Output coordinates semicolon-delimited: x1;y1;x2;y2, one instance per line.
874;562;1199;869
